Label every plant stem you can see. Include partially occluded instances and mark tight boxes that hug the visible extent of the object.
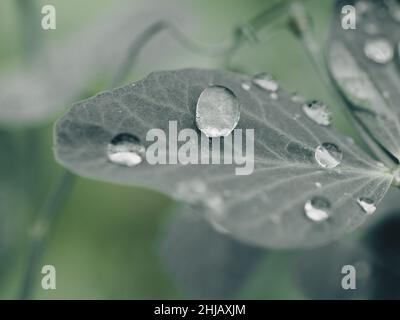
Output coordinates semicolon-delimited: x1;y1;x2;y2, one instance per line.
287;1;396;167
19;171;75;299
111;1;289;86
15;0;41;62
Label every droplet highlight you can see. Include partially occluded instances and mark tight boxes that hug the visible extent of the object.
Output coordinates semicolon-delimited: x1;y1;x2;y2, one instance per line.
302;100;332;126
364;38;394;64
357;197;376;215
196;85;240;138
314;143;343;169
304;196;331;222
107;133;145;167
252;73;279;92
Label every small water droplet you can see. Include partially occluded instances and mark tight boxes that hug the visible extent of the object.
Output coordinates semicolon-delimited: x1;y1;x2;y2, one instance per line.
376;161;385;168
304;196;331;222
302;100;332;126
314;143;343;169
364;38;394;64
107;133;145;167
392;167;400;187
357;197;376;215
241;81;251;91
252;73;279;92
291;92;306;104
293;113;301;120
196;85;240;138
270;92;278;100
315;182;322;188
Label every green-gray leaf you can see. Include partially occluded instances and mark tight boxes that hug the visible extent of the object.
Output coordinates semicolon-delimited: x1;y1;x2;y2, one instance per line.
55;68;392;248
161;207;264;299
327;0;400;160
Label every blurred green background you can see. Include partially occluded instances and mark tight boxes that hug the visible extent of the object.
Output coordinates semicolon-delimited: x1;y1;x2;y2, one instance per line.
0;0;367;299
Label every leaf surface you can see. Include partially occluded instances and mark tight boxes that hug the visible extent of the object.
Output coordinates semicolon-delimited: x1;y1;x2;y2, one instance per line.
55;68;392;248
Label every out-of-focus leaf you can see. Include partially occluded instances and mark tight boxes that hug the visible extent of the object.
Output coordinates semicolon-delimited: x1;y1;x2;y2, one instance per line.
328;0;400;160
161;207;265;298
55;68;392;248
0;132;22;284
0;1;196;127
294;240;373;299
295;189;400;299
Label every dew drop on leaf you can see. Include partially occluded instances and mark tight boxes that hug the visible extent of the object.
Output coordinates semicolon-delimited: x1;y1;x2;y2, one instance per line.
196;85;240;138
270;92;278;100
315;182;322;188
252;73;279;92
304;196;331;222
357;197;376;215
364;38;394;64
302;100;332;126
241;81;251;91
314;143;343;169
107;133;145;167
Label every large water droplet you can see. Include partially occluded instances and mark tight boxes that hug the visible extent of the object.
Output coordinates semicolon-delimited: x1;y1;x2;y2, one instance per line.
302;100;332;126
314;143;343;169
364;38;394;64
196;85;240;138
107;133;145;167
241;81;251;91
304;196;331;222
252;73;279;92
357;197;376;215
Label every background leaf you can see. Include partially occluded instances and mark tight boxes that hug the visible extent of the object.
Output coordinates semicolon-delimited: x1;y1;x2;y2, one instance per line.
55;68;392;249
161;206;265;299
0;1;202;127
327;0;400;160
294;188;400;299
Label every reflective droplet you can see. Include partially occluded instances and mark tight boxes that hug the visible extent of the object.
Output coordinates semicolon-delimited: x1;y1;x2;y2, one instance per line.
270;92;278;100
314;143;343;169
291;92;306;104
293;113;301;120
357;197;376;215
364;38;394;64
302;100;332;126
252;73;279;92
392;167;400;187
241;81;251;91
107;133;145;167
315;182;322;188
196;85;240;138
304;196;331;222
